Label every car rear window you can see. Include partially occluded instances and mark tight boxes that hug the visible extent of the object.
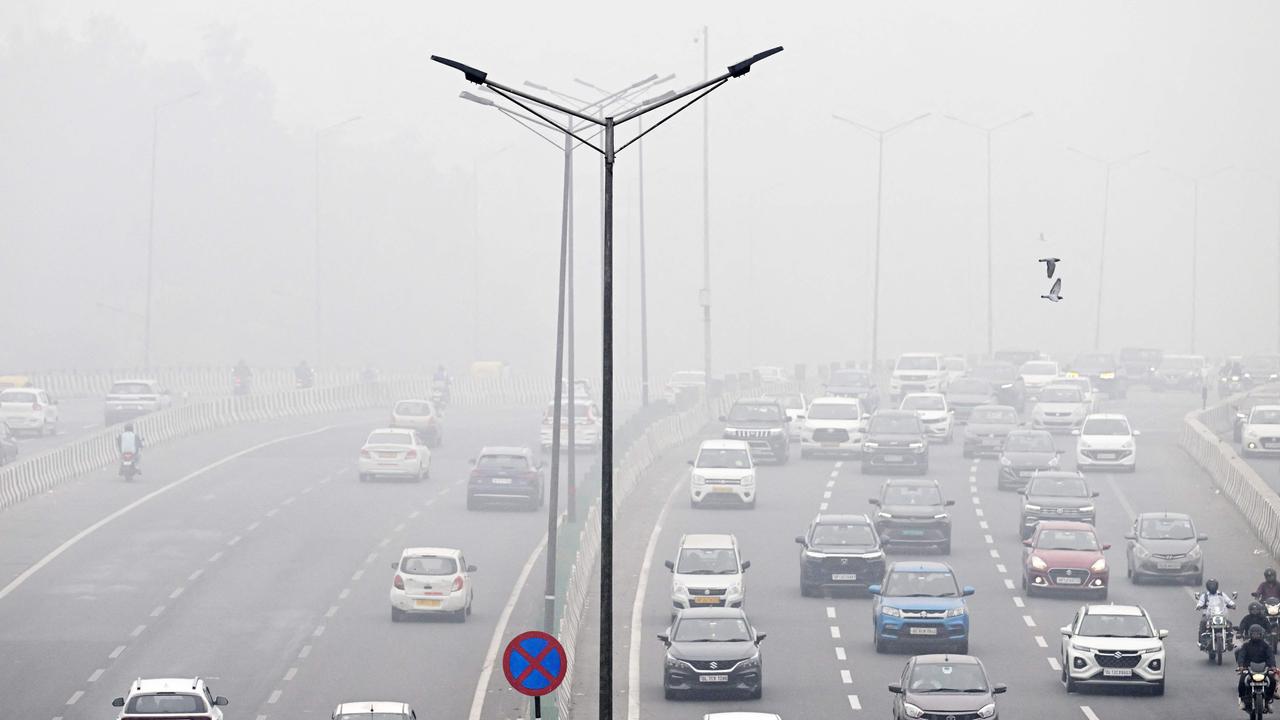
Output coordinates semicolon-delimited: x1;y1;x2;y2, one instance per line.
1082;418;1130;435
395;401;433;416
401;555;457;575
970;407;1017;424
868;414;921;434
476;454;530;471
948;379;992;395
126;693;208;713
110;382;155;395
367;431;413;445
0;390;37;404
812;524;875;546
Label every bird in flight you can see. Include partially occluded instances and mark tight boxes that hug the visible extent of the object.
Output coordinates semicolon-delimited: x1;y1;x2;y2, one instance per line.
1039;257;1061;278
1041;277;1063;302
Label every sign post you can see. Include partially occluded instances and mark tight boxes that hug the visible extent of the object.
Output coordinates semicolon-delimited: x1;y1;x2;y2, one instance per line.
502;630;567;720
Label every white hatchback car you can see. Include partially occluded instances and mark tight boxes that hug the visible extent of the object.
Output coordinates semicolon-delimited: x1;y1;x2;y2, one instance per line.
665;533;749;616
900;392;953;443
1073;414;1139;472
0;387;59;436
799;397;864;457
112;677;228;719
358;428;432;482
333;701;418;720
1030;384;1091;433
1060;604;1166;695
1055;376;1097;411
689;439;757;508
1241;405;1280;457
105;379;174;425
389;547;475;622
389;398;443;447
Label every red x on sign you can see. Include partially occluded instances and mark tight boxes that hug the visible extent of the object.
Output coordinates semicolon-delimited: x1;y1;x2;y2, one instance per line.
502;630;566;696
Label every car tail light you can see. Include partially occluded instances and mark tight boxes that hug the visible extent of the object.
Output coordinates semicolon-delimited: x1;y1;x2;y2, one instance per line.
405;449;417;459
122;452;134;461
452;575;464;592
393;574;404;590
32;403;40;411
360;448;372;458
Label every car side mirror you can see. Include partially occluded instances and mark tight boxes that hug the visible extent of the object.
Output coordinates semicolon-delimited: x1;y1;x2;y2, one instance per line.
657;633;669;644
992;683;1007;694
795;536;807;546
1102;543;1112;551
796;414;805;420
1055;449;1064;454
1022;538;1033;547
1158;629;1169;639
663;560;675;572
468;458;476;466
214;696;229;707
1091;491;1100;498
467;564;478;573
962;585;975;596
1132;430;1141;436
112;698;125;707
867;584;882;595
1198;534;1209;541
1123;533;1136;540
687;460;694;466
1060;625;1073;636
718;415;727;422
888;683;904;694
945;499;956;507
755;632;767;644
869;498;881;506
390;561;398;569
1070;429;1080;436
740;561;752;571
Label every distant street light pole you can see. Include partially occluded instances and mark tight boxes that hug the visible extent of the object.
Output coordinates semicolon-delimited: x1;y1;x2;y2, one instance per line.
832;111;931;368
314;115;362;364
1068;147;1149;350
433;46;783;720
1160;164;1234;354
1241;170;1280;353
944;111;1034;357
144;90;200;368
701;26;713;392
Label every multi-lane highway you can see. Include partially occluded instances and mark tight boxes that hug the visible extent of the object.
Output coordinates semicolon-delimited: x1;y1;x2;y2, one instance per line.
8;397;117;459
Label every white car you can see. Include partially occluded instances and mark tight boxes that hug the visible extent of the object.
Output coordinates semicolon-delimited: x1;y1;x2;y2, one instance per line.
389;547;475;622
0;387;59;436
900;392;953;443
1030;384;1090;433
764;392;807;439
754;365;789;385
1055;376;1097;411
799;397;864;457
688;439;756;508
1019;360;1062;401
942;355;968;386
1073;414;1139;472
663;370;707;404
705;715;782;720
1241;405;1280;457
540;400;602;452
333;702;418;720
112;677;227;719
890;353;945;398
389;398;443;447
665;533;749;616
358;428;432;481
1060;604;1166;695
105;379;174;425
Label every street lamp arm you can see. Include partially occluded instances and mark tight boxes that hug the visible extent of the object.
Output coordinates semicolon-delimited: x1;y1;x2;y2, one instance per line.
484;78;604;125
832;113;884;138
486;84;605;154
614;79;727;154
885;112;932;136
497;107;567;150
728;46;784;77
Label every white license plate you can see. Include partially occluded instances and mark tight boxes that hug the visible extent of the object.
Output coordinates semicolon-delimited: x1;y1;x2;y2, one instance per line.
831;573;858;581
908;626;938;635
712;486;737;493
822;442;840;448
698;674;729;683
1018;470;1034;477
883;454;904;462
1055;576;1083;585
491;477;512;485
1102;668;1133;678
379;452;399;458
1157;561;1182;570
1096;453;1115;460
692;597;721;605
414;599;441;608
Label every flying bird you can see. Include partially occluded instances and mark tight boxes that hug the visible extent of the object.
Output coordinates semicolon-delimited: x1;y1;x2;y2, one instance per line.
1039;257;1061;278
1041;277;1063;303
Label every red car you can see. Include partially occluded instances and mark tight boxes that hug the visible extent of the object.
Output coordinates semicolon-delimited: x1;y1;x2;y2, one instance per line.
1022;520;1110;599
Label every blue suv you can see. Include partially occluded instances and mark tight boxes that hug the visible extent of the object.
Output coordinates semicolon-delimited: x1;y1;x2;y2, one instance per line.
869;561;974;654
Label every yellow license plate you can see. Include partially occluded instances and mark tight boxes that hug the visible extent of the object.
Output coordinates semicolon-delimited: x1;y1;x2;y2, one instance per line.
692;597;720;605
414;599;442;608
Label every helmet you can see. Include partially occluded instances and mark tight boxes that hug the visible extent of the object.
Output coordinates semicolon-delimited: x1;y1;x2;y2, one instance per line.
1206;578;1220;594
1252;601;1265;617
1251;624;1267;640
124;423;134;431
1266;568;1276;582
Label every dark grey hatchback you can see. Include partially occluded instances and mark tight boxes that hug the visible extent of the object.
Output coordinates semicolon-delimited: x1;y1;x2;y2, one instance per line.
659;607;765;700
862;410;929;474
889;654;1006;720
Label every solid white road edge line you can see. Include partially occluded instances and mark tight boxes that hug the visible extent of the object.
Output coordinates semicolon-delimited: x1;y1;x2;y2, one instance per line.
627;476;687;720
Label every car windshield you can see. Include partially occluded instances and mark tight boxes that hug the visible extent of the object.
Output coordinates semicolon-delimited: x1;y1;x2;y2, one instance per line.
125;694;208;713
728;403;783;422
697;449;751;469
1036;529;1099;551
883;485;942;506
883;570;959;597
1004;433;1054;452
0;391;37;404
1140;517;1196;540
1120;348;1162;362
897;356;939;371
807;403;860;420
764;394;804;410
1250;409;1280;424
944;358;966;370
1027;477;1088;497
811;524;876;546
1082;418;1130;436
395;401;432;416
1160;357;1200;371
1059;378;1092;393
673;617;751;642
1078;613;1154;638
908;663;989;693
1039;387;1083;403
948;379;992;395
1021;361;1058;375
400;555;457;575
366;432;412;446
970;407;1017;424
901;395;945;411
475;454;530;471
109;382;155;394
830;370;871;387
676;547;739;574
869;415;921;434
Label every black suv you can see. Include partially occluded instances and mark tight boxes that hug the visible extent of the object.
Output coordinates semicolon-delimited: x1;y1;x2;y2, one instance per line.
825;368;880;413
969;362;1026;408
658;607;765;700
870;478;955;554
796;513;886;596
1241;355;1280;390
1120;347;1164;387
466;446;544;511
862;410;928;474
1018;471;1098;539
721;398;790;463
1067;352;1127;398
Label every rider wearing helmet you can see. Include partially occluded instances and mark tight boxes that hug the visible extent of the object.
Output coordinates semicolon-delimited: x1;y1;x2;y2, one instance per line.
1242;601;1271;638
117;422;144;472
1199;578;1237;648
1237;624;1278;711
1257;569;1280;602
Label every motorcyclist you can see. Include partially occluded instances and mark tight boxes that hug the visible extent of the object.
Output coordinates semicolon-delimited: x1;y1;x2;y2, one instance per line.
1242;601;1272;638
1257;569;1280;602
432;365;452;402
1237;624;1277;712
234;359;252;378
117;422;144;472
1199;578;1238;647
294;360;314;388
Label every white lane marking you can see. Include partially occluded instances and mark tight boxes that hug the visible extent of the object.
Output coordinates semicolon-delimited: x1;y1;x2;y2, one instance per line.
830;626;841;639
188;569;204;581
87;668;104;682
1081;706;1101;720
1013;596;1025;608
150;605;166;617
826;606;837;619
823;491;832;499
267;690;282;704
969;475;976;483
972;497;981;505
1048;657;1061;671
208;551;223;563
226;535;242;547
352;569;364;581
1036;635;1048;648
246;521;262;531
1004;579;1015;590
256;715;267;720
826;480;835;488
378;538;391;548
1023;615;1036;627
393;523;405;533
82;423;96;429
109;645;126;659
979;520;988;529
820;503;829;511
365;553;378;564
130;624;146;637
989;549;1000;558
284;667;297;681
984;534;994;544
312;625;325;637
338;588;351;600
281;496;296;506
975;508;984;517
835;461;844;468
409;510;420;519
66;691;84;706
301;486;314;495
423;498;436;507
169;587;184;600
0;425;345;603
848;695;862;710
830;470;839;478
835;647;847;661
969;485;977;494
325;605;339;618
265;508;279;518
996;564;1007;573
841;669;853;684
298;645;312;659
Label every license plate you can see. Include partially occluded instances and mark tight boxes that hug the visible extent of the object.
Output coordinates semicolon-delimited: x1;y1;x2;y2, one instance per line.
832;573;858;581
1018;470;1033;477
491;477;512;485
692;597;720;605
883;454;904;462
1103;668;1133;677
900;529;925;536
1157;561;1182;570
379;452;398;458
414;599;441;608
822;442;840;448
908;627;938;635
1096;453;1115;460
1055;576;1083;585
698;675;729;683
712;486;736;493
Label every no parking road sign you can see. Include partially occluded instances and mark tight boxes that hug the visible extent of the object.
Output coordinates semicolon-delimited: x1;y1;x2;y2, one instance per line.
502;630;566;697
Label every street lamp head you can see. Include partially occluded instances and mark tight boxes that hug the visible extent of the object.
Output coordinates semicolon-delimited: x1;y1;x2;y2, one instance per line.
431;55;487;84
625;73;660;90
640;89;677;106
459;91;496;107
727;46;784;78
524;80;551;91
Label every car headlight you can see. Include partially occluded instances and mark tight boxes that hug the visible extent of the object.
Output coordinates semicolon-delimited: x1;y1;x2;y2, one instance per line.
944;605;967;618
674;584;687;594
908;441;924;450
881;605;902;617
903;702;925;719
1188;545;1203;559
742;475;755;486
1132;544;1151;558
933;513;950;520
665;652;688;669
1121;440;1135;449
877;511;893;519
1000;383;1013;389
864;441;880;450
1079;505;1095;513
737;652;761;669
1072;643;1099;653
1048;455;1061;467
1000;456;1013;466
978;702;997;719
1030;555;1048;570
1100;371;1115;379
1090;557;1107;572
691;474;706;485
1078;441;1092;450
727;584;742;595
1138;646;1164;654
1024;504;1042;512
804;549;829;559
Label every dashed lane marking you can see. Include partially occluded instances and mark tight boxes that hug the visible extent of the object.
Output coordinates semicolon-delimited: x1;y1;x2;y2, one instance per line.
835;647;847;661
830;626;841;639
1023;615;1036;627
188;569;204;581
301;486;314;495
820;503;829;511
150;605;166;617
364;553;378;564
169;587;184;600
829;470;839;478
975;508;984;517
995;564;1007;573
826;480;835;488
281;496;295;506
208;551;224;563
1013;596;1025;608
352;569;364;581
378;537;391;548
969;486;977;494
247;520;262;531
972;497;981;505
409;510;420;519
338;588;351;600
299;645;312;659
1036;635;1048;648
835;461;843;468
823;491;832;499
284;667;297;681
827;607;837;619
130;624;146;637
267;690;282;704
265;508;279;518
1048;657;1062;671
848;695;862;710
841;669;853;684
393;523;405;533
312;625;325;637
109;645;126;659
1004;579;1015;590
1081;706;1101;720
227;535;242;547
984;534;993;544
989;549;1000;558
87;668;104;682
66;691;84;706
325;605;339;618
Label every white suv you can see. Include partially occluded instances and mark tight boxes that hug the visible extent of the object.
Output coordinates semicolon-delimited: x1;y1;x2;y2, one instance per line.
800;397;864;457
112;677;227;719
1060;604;1167;695
0;387;58;436
688;440;757;508
389;546;475;622
900;392;953;443
1030;384;1090;433
1241;405;1280;457
665;533;750;616
890;353;945;398
1074;414;1139;472
105;379;174;425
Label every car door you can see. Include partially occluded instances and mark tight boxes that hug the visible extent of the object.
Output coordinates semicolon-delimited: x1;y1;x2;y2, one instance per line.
413;431;430;470
894;659;913;718
1062;608;1082;661
39;391;57;425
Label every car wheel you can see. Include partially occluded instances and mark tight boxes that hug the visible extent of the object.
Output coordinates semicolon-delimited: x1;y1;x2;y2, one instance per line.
874;634;888;654
664;687;677;701
800;577;814;597
391;607;404;622
750;680;763;700
466;495;479;511
953;639;968;655
1192;572;1204;586
358;473;369;482
453;608;467;623
1063;661;1077;692
1096;587;1109;601
1151;680;1164;696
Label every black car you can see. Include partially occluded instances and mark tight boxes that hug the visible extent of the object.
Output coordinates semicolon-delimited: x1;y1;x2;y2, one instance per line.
1153;354;1206;391
997;429;1060;491
961;404;1020;459
1066;352;1127;398
824;368;880;413
861;410;928;474
870;478;955;553
721;398;790;463
1019;471;1098;539
969;362;1026;408
946;378;998;423
0;423;17;465
465;446;544;511
1125;512;1206;585
889;654;1006;720
658;607;765;700
796;513;886;596
1241;355;1280;390
1119;347;1164;387
993;349;1041;368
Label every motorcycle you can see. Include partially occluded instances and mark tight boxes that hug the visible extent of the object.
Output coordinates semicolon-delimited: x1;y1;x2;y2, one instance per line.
1200;591;1239;664
233;372;252;396
1252;594;1280;653
431;379;450;409
119;451;139;481
1241;663;1274;719
295;372;315;390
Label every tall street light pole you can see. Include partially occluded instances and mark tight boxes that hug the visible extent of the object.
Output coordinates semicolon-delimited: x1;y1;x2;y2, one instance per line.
832;112;931;368
944;111;1033;357
144;90;200;368
1068;147;1149;350
1160;164;1234;354
433;46;783;720
314;115;362;365
1242;170;1280;352
701;26;713;393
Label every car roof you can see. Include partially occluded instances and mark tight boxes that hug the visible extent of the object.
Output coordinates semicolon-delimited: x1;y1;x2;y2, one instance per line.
1006;427;1052;436
902;392;944;400
478;445;531;456
1035;520;1096;531
911;653;981;665
809;396;859;405
369;427;414;434
899;352;941;358
677;607;748;619
400;547;462;558
1041;383;1082;392
813;513;872;525
972;404;1017;412
1135;511;1192;521
111;378;159;385
334;701;412;714
882;478;939;489
0;386;46;394
1083;604;1144;617
887;560;954;573
872;409;919;418
699;439;751;450
129;678;205;694
1250;405;1280;412
1084;413;1129;421
395;398;433;405
735;397;781;405
1028;471;1085;481
680;533;736;549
